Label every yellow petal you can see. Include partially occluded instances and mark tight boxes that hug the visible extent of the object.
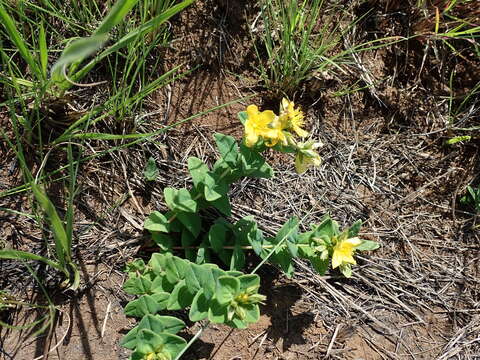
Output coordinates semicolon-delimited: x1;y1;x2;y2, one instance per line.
295;153;309;174
311;155;322;167
244;121;259;147
288;101;295;114
245;132;258;147
259;110;276;125
342;254;357;265
247;105;259;118
293;125;309;138
331;251;342;269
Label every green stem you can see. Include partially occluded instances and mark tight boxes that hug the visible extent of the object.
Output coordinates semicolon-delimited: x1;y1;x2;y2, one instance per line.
174;322;208;360
169;244;311;250
251;211;314;275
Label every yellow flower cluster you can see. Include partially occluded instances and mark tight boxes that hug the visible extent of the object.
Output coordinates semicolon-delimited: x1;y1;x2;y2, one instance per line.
243;98;322;173
331;234;362;269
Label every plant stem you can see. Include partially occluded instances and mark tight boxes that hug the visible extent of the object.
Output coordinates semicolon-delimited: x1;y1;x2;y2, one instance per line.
168;244;311;250
174;322;208;360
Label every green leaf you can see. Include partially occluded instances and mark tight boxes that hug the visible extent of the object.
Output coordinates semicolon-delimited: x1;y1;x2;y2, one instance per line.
243;304;260;323
151;275;173;294
176;211;202;237
312;216;337;240
165;211;182;232
124;293;169;318
144;211;170;233
196;240;210;264
51;34;108;80
164;255;188;284
136;329;187;357
248;224;265;256
225;270;243;277
122;276;152;295
143;157;159;181
31;184;70;268
238;111;248;125
181;229;196;262
238;274;260;292
209;195;232;216
164;188;198;213
227;304;260;328
208;299;229;323
120;314;185;349
130;351;144;360
0;3;41;79
135;329;156;354
167;280;194;310
356;240;380;251
149;253;167;275
151;233;174;252
158;316;186;335
239;144;273;178
230;245;245;271
160;332;188;359
0;249;63;273
38;22;48;79
203;172;228;202
185;263;217;299
275;217;299;256
126;259;146;275
228;317;248;329
445;135;471;145
94;0;139;36
216;276;240;304
208;223;228;253
214;133;239;167
339;264;353;278
272;247;295;277
189;290;209;322
188;157;208;187
348;220;362;238
309;257;329;275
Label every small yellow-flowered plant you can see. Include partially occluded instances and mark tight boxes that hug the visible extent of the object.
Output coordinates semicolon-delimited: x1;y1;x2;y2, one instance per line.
242;99;322;173
244;105;286;147
279;98;309;138
331;233;362;269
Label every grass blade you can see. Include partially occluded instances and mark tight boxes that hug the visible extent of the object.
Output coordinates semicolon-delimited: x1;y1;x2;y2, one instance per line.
94;0;139;36
0;249;64;273
66;0;195;87
39;21;48;79
31;183;70;267
0;3;41;79
51;34;108;81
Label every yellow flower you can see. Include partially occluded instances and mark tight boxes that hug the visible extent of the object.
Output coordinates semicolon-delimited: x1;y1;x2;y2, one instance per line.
294;141;322;173
145;353;155;360
244;105;286;147
264;115;287;147
280;98;309;138
331;235;362;269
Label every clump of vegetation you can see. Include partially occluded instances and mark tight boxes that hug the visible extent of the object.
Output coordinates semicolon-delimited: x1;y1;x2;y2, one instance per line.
122;101;379;358
460;185;480;212
252;0;342;95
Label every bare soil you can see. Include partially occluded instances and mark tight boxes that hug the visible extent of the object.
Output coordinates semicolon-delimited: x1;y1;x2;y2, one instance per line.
1;0;480;359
